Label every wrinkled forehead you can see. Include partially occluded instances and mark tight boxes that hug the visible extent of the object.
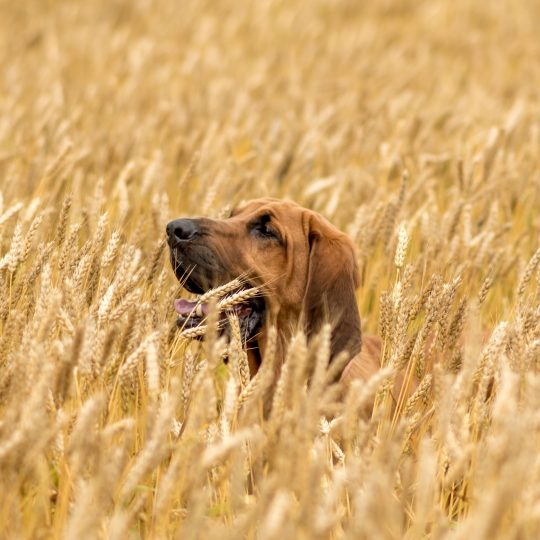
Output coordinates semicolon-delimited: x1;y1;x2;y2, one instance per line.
231;198;305;222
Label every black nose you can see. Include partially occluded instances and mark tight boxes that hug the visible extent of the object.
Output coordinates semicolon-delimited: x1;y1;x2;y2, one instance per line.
166;219;199;244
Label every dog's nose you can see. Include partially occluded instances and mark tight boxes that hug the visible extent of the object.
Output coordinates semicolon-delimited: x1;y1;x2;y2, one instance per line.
166;219;199;244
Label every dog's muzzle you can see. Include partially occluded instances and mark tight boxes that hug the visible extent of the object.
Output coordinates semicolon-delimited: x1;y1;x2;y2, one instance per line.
166;218;266;342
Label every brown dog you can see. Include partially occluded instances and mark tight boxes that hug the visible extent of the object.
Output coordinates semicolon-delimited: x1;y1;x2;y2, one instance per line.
166;198;381;385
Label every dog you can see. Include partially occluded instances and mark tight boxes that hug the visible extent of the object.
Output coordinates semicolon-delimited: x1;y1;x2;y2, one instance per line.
166;197;383;387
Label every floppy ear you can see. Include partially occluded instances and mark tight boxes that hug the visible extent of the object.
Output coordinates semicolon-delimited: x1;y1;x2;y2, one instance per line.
301;213;362;361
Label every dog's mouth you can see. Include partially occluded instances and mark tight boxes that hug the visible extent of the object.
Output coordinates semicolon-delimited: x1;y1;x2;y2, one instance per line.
174;291;265;342
173;276;266;343
170;247;265;342
181;272;206;295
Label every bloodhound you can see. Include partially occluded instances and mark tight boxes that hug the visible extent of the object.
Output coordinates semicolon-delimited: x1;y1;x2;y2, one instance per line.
166;198;382;388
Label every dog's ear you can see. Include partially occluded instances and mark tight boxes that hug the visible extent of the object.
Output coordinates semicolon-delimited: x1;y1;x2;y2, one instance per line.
301;212;362;360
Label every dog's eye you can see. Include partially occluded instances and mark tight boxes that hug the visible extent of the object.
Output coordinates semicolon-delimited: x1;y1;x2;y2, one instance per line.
251;214;279;241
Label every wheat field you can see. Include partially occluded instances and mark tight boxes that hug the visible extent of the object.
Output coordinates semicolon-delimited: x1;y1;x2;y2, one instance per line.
1;0;540;538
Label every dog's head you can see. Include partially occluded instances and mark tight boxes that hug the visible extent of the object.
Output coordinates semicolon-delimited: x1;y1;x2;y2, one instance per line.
167;198;362;361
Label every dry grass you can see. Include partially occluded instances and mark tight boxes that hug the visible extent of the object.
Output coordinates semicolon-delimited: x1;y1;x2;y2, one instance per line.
1;0;540;538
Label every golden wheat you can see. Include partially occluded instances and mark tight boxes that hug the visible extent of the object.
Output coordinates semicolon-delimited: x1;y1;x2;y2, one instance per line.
1;0;540;537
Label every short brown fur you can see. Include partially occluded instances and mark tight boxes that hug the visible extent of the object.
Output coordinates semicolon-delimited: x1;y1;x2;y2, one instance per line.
171;197;382;385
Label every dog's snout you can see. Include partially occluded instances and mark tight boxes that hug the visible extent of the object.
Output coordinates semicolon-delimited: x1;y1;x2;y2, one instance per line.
166;219;199;244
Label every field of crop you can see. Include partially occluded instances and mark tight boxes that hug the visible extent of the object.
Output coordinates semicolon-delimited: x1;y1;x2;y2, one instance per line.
1;0;540;538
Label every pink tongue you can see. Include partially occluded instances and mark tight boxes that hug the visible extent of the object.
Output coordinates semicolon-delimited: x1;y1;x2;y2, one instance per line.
174;299;208;316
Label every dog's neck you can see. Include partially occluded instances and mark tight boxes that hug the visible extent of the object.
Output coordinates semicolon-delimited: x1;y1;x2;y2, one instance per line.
328;306;363;360
249;303;362;376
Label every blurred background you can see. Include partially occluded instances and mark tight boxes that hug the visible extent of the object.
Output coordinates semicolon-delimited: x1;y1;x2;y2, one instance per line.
1;0;539;225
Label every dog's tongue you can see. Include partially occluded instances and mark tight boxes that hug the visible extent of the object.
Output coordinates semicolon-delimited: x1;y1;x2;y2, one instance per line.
174;299;209;316
174;298;253;318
